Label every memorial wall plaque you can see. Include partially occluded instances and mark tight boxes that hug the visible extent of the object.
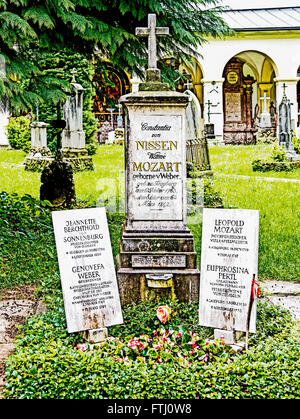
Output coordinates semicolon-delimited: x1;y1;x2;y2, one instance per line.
199;208;259;333
52;207;123;333
225;92;242;122
128;114;183;221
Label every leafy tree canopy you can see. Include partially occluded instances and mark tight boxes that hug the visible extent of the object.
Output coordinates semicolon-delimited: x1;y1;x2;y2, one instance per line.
0;0;230;112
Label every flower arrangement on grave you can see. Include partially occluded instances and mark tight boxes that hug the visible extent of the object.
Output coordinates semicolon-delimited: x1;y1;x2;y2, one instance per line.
75;328;233;367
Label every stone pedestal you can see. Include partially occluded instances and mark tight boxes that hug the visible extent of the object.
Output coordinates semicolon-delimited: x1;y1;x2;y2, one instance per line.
116;88;200;305
24;122;53;171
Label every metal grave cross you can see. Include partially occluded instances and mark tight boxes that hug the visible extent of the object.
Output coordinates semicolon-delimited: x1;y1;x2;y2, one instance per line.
135;14;169;69
260;91;270;113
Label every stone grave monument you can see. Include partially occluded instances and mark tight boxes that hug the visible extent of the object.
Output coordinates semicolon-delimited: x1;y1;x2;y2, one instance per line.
199;208;259;347
0;102;9;147
62;69;93;171
40;117;76;208
116;14;200;305
52;207;123;343
24;120;53;171
278;84;300;161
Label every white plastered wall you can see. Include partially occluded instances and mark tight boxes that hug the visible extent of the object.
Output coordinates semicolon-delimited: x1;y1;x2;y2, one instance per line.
197;35;300;140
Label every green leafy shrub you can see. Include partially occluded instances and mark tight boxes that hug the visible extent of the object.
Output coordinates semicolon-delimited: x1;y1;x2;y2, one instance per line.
292;132;300;154
271;144;286;162
252;159;300;172
3;297;299;399
7;116;31;152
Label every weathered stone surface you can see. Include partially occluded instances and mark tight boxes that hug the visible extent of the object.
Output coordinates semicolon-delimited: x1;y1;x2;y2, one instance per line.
117;83;200;305
40;158;76;208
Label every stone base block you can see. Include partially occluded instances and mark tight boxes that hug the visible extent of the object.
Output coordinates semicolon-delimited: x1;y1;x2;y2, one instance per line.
81;328;108;344
24;153;94;172
117;266;200;306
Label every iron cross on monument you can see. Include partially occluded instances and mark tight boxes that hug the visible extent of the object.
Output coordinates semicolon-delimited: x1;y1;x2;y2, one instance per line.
136;14;169;82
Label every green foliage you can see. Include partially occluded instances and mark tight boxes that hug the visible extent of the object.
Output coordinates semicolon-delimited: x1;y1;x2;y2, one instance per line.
271;144;286;162
251;143;300;173
33;49;98;155
2;294;299;399
292;131;300;154
252;159;300;172
6;116;31;152
0;0;230;112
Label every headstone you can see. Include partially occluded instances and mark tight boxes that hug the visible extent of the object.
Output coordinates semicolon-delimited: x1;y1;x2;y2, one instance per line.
116;14;200;305
52;207;123;336
24;121;53;171
199;208;259;336
279;84;300;161
62;69;93;170
259;91;272;129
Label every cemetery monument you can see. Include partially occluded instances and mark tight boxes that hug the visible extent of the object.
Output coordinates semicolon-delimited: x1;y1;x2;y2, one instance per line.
116;14;200;305
52;207;123;343
199;208;259;346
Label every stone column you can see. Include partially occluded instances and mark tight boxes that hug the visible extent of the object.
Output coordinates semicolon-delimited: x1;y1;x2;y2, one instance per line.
202;79;224;144
0;107;9;147
62;79;86;150
30;121;49;149
61;70;93;171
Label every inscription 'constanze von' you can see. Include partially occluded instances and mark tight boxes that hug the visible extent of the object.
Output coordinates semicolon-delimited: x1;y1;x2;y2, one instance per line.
141;123;171;131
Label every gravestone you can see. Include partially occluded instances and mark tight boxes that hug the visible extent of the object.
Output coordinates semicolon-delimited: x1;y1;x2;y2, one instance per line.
278;85;300;161
24;121;53;171
116;14;200;305
62;69;93;170
259;91;272;129
52;207;123;341
199;208;259;342
0;104;9;147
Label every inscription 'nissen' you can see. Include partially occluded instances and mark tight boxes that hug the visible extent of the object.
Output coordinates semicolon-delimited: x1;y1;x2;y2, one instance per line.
136;140;178;151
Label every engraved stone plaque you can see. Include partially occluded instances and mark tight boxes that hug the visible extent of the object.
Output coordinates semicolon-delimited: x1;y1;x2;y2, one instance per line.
52;207;123;333
132;254;186;268
199;208;259;333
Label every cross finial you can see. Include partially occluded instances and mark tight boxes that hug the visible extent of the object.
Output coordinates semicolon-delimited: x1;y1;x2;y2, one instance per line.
136;14;169;71
260;91;271;113
71;68;77;83
282;83;288;101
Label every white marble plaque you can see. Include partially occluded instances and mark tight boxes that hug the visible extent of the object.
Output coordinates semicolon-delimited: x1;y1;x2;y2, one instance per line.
128;114;183;221
52;207;123;333
199;208;259;333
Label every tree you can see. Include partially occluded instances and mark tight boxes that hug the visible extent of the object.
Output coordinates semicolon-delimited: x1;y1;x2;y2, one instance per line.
0;0;230;112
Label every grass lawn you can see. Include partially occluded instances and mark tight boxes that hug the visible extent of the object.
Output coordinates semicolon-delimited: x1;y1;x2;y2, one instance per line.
0;143;299;282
